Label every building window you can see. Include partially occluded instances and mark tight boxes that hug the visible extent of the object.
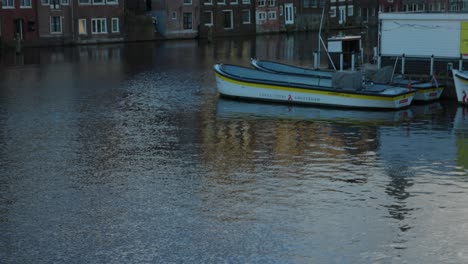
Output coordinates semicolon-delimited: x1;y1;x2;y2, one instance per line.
203;11;213;26
172;11;177;20
93;0;104;4
183;0;192;4
330;6;336;17
41;0;49;5
222;10;233;29
111;17;119;32
50;16;62;33
231;0;238;4
258;0;265;6
91;18;107;34
242;0;250;3
241;9;251;24
2;0;14;8
61;0;69;4
268;11;276;20
217;0;225;4
268;0;275;7
303;0;317;8
78;18;87;34
256;11;266;23
204;0;212;4
183;13;192;30
107;0;117;4
78;0;90;4
20;0;32;7
347;5;353;16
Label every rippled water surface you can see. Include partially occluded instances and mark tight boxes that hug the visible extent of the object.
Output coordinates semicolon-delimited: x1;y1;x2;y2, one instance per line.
1;34;468;263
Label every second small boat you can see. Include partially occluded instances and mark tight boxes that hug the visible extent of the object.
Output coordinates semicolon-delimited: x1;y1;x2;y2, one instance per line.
250;58;444;103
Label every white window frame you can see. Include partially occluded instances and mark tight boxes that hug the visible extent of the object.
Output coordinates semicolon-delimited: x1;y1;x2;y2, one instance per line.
203;11;213;26
106;0;118;4
217;0;225;4
330;6;336;17
256;11;266;22
204;0;213;5
230;0;238;4
241;9;251;24
268;11;276;20
78;0;91;4
172;11;177;20
258;0;265;7
242;0;250;3
78;18;87;35
2;0;15;8
222;10;233;30
268;0;275;7
61;0;69;5
111;17;119;33
50;16;63;34
347;5;353;16
183;0;192;4
91;18;107;34
93;0;104;5
20;0;32;8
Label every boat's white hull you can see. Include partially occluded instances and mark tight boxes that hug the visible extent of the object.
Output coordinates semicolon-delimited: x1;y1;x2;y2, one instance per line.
452;69;468;105
413;86;444;102
215;73;414;110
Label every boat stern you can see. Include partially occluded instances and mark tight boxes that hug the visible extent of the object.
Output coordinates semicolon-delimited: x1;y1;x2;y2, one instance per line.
452;69;468;104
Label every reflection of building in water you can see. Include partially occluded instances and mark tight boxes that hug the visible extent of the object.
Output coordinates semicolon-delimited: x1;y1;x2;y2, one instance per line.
200;100;380;175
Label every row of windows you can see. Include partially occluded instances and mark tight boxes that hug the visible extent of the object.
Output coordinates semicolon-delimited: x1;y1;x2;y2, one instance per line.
50;16;120;34
2;0;32;8
1;0;118;8
203;9;251;28
204;0;251;5
257;11;277;21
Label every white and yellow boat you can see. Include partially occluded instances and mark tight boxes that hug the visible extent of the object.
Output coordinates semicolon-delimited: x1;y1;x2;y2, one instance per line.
452;69;468;105
214;64;415;110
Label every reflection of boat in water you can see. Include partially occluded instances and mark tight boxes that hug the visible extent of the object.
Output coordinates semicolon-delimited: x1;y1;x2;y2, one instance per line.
410;101;443;116
216;98;413;125
453;107;468;171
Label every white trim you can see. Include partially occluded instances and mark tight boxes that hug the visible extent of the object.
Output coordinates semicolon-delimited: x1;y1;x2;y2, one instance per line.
50;16;63;34
91;18;107;34
78;18;87;35
203;10;213;26
111;17;119;33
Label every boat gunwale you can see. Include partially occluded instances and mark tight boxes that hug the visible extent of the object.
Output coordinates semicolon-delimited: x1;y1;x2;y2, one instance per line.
251;59;441;93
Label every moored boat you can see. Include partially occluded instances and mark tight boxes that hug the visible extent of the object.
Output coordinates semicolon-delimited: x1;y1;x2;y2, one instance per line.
214;63;415;110
250;58;443;103
451;69;468;105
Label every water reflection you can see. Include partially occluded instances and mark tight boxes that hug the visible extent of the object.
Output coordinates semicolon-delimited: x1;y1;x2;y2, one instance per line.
2;34;468;263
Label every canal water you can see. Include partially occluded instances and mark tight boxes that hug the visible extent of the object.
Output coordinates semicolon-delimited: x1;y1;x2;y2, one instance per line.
1;33;468;263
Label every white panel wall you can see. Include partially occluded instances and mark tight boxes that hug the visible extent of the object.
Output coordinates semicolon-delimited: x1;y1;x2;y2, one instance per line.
381;19;461;57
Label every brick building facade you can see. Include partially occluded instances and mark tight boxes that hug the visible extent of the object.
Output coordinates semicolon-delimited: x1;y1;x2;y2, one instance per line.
1;0;39;45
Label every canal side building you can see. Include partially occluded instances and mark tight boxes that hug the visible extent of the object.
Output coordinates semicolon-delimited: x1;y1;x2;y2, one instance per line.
0;0;39;46
72;0;125;44
255;0;280;33
37;0;73;45
199;0;255;39
142;0;200;39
